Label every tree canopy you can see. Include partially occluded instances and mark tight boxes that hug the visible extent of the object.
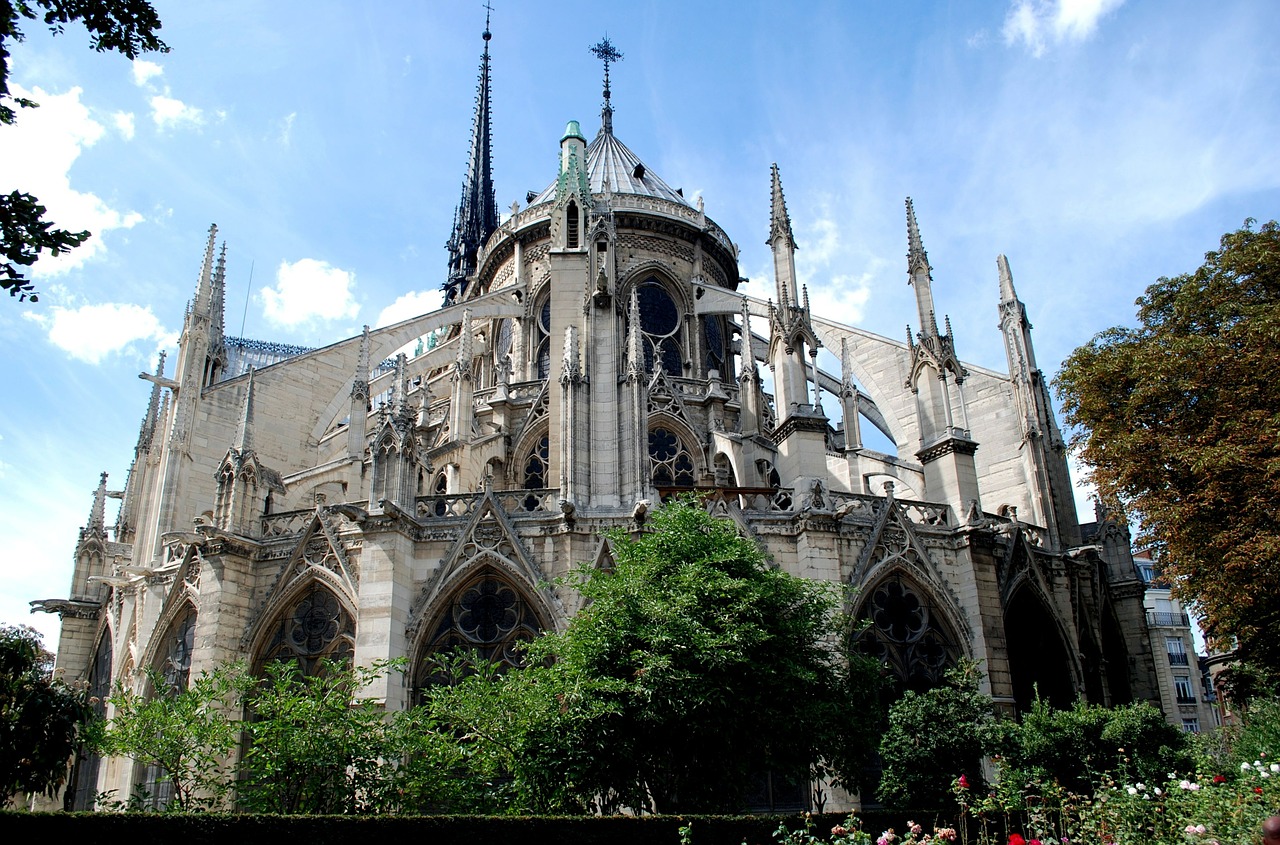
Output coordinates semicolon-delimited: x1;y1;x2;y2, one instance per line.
428;497;884;814
1055;219;1280;689
1;0;167;301
0;624;97;805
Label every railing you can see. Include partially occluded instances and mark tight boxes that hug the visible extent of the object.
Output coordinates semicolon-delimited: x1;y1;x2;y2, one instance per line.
414;489;559;520
1167;651;1190;666
1148;611;1191;627
1176;695;1198;705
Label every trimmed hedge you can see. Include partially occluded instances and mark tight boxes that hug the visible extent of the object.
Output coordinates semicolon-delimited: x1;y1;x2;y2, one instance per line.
0;811;919;845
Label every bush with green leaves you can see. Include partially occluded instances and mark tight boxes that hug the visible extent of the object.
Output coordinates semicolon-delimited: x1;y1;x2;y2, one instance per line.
875;661;1002;814
0;624;98;805
99;664;243;811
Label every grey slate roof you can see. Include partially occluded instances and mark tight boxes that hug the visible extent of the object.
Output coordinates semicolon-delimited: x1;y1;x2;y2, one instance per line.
531;128;691;207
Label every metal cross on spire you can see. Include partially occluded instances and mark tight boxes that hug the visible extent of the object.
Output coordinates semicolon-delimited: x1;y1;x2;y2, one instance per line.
590;35;623;133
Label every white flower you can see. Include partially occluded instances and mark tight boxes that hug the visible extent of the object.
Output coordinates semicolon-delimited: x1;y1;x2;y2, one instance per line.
1154;787;1163;795
1136;782;1146;790
1272;763;1279;773
1244;762;1253;771
1127;786;1138;795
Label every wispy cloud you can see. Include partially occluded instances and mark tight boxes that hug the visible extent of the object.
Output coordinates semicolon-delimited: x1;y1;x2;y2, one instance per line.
128;56;215;131
1003;0;1125;57
130;59;164;87
276;111;296;146
24;297;175;364
261;258;360;328
374;289;443;329
0;84;143;275
111;110;135;140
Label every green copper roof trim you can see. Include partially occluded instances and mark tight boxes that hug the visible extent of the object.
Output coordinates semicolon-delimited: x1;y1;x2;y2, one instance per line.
561;120;586;143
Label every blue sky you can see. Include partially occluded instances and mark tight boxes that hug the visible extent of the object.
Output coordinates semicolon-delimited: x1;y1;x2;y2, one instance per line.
1;0;1276;652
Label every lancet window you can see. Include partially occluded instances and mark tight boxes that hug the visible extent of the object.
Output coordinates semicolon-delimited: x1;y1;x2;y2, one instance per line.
532;294;551;380
523;434;549;489
703;314;726;376
70;633;112;810
141;605;196;808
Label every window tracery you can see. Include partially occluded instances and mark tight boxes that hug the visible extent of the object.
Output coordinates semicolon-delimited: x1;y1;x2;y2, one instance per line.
415;571;542;690
649;426;696;489
854;574;956;691
632;277;683;376
256;583;354;676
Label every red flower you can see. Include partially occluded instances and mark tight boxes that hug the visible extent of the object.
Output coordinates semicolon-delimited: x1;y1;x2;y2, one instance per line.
958;774;970;789
1008;835;1027;845
1256;786;1265;794
1213;775;1226;784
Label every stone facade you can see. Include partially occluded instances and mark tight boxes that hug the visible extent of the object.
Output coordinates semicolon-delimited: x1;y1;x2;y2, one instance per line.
39;32;1163;813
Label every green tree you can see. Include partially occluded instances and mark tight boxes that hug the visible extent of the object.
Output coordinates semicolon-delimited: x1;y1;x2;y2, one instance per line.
427;497;883;814
1055;219;1280;685
0;624;98;805
1;0;167;301
1001;697;1190;797
237;658;468;815
100;664;242;811
875;661;1000;814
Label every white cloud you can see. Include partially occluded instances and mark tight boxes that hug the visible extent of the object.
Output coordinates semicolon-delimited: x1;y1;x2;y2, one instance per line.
261;258;360;328
24;301;175;364
374;289;443;328
112;110;135;140
0;84;144;276
277;111;296;145
150;94;205;130
1003;0;1125;56
131;59;164;87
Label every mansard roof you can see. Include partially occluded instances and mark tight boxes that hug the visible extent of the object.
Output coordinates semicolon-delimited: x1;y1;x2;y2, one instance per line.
531;127;690;208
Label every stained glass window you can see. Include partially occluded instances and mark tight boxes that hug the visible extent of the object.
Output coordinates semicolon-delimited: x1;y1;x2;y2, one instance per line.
649;426;696;488
416;571;543;689
855;575;956;691
257;584;355;677
633;278;683;376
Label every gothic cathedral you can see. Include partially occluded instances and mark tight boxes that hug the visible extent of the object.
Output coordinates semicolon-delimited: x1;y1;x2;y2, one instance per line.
38;24;1160;812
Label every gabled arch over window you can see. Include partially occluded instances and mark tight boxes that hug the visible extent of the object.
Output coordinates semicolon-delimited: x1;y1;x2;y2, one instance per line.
854;574;958;693
413;569;544;692
254;582;354;677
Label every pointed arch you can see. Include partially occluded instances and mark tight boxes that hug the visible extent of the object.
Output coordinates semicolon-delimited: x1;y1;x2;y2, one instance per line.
622;268;689;377
69;628;114;809
250;580;356;677
648;417;704;495
1004;584;1077;712
853;570;963;693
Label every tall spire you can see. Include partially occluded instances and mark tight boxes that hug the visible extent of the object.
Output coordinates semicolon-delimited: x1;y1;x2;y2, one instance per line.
196;224;219;313
768;164;796;250
905;197;939;338
590;35;623;136
235;368;255;453
906;197;929;275
86;471;108;536
444;8;499;304
997;253;1018;303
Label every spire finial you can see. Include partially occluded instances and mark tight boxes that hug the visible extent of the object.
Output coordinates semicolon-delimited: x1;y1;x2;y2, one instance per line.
236;368;256;453
88;471;108;534
997;254;1017;303
906;197;929;274
590;35;623;135
444;7;499;304
768;164;796;249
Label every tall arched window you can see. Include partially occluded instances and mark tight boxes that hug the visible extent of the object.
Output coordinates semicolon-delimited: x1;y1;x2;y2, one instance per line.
141;605;196;809
255;583;355;677
703;314;726;376
70;633;112;810
631;278;683;376
649;426;696;489
414;570;543;692
854;575;957;693
532;294;551;380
